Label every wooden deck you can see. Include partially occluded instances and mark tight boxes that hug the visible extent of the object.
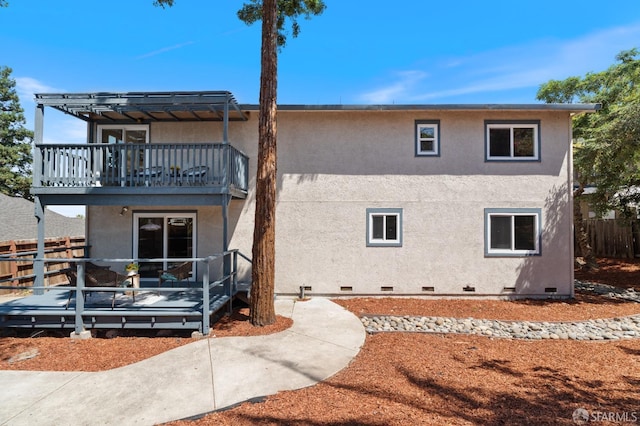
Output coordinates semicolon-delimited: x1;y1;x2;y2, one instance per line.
0;281;239;333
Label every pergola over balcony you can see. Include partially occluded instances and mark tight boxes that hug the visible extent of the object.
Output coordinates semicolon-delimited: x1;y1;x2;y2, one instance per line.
35;91;249;123
29;91;252;298
32;91;250;206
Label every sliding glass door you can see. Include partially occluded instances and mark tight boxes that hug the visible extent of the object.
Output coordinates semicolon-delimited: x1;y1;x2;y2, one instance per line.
133;212;196;280
98;125;149;185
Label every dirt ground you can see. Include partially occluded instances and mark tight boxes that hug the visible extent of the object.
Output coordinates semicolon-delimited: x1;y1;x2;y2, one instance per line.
2;257;640;425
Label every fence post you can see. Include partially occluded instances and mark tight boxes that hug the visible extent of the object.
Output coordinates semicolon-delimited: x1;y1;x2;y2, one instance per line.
9;240;18;287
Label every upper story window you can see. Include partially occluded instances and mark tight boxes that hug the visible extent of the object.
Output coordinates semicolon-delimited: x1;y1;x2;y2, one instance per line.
415;120;440;156
485;208;541;256
366;208;403;247
97;125;150;172
98;124;149;145
485;121;539;161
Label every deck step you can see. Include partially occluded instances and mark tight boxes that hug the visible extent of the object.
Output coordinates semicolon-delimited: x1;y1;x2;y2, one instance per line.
234;281;251;304
236;281;251;293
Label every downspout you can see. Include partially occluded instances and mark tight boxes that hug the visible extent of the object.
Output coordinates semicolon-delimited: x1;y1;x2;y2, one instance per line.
568;115;575;299
222;94;230;253
222;95;231;312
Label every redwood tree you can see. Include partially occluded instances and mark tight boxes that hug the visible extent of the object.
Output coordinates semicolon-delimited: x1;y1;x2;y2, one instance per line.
154;0;325;325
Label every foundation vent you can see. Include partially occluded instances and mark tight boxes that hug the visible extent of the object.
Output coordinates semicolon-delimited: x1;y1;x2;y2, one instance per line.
463;285;476;292
502;287;516;292
422;286;435;292
380;286;394;292
544;287;557;293
340;286;353;292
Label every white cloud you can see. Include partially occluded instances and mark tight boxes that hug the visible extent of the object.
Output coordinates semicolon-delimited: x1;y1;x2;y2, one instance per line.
359;70;428;103
136;41;196;59
15;77;59;101
43;117;87;145
359;22;640;103
12;77;86;144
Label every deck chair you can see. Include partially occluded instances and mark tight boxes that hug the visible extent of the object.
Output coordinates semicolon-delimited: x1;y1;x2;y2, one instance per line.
65;267;134;309
181;166;208;185
135;166;165;186
158;261;193;288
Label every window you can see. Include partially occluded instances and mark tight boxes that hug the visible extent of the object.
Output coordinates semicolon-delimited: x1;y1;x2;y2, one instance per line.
367;208;403;247
98;124;149;145
97;124;149;170
415;120;440;156
485;121;539;161
133;212;196;279
485;208;541;256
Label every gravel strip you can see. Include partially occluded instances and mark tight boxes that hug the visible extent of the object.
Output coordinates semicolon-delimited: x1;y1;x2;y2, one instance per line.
361;280;640;341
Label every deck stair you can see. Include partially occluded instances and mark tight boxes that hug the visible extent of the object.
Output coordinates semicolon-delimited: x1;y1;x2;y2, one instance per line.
234;281;252;304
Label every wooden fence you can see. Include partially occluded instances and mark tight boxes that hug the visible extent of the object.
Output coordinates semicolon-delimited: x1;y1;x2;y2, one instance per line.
0;236;86;294
577;219;640;259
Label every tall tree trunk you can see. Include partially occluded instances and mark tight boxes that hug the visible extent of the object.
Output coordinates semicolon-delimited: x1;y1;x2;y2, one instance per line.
573;185;598;271
250;0;278;326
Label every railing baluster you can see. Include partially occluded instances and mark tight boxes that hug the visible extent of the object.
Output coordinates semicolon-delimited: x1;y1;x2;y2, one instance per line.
34;142;247;193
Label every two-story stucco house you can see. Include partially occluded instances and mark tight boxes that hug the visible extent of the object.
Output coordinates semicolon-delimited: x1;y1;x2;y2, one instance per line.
31;91;599;300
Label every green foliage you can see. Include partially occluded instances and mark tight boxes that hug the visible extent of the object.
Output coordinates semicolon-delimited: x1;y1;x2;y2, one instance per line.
153;0;326;47
152;0;173;8
537;48;640;217
0;66;33;200
237;0;326;47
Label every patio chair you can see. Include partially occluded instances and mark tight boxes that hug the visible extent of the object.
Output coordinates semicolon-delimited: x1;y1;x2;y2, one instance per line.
65;266;134;309
158;261;193;288
181;166;208;185
135;166;165;186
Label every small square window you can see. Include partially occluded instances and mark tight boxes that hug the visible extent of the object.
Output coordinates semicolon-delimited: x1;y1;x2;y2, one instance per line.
485;208;541;256
485;121;539;161
416;120;440;156
367;208;403;247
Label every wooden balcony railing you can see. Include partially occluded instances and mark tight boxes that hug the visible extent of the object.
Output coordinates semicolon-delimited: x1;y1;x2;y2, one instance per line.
34;143;248;193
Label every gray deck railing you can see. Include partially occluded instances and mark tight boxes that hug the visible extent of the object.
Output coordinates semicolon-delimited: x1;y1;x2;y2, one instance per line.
34;143;248;192
0;251;240;335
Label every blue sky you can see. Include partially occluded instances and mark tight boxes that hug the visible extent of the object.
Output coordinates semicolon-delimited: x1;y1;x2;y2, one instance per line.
2;0;640;215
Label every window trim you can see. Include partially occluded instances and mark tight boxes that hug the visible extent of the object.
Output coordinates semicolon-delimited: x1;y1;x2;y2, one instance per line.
415;120;440;157
485;120;540;161
97;124;150;144
484;208;541;256
366;208;403;247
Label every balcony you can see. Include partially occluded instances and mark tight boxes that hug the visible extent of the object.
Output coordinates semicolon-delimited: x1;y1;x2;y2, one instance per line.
32;142;249;204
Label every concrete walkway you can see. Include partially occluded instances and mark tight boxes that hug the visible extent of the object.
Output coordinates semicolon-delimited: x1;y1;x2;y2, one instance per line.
0;298;365;426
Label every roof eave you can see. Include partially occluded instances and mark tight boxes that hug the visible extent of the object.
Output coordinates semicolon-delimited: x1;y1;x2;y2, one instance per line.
240;103;601;113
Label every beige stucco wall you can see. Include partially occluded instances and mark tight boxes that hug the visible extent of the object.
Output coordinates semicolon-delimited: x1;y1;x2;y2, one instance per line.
88;109;574;297
87;204;226;279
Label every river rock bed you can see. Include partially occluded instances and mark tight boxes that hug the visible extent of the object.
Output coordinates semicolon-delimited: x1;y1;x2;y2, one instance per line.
361;280;640;340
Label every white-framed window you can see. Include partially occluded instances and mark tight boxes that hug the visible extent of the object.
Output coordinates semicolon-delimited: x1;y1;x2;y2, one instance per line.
96;125;150;178
485;208;541;256
415;120;440;156
367;208;403;247
485;121;539;161
98;124;149;145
